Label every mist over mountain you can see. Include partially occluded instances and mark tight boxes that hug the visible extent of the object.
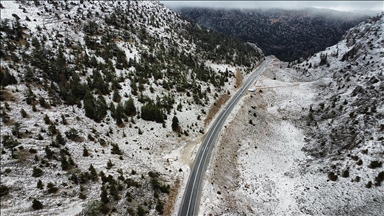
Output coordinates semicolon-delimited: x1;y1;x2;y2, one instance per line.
177;7;370;62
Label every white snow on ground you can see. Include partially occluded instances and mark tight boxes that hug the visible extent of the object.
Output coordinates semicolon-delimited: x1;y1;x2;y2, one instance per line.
198;55;384;215
198;58;314;215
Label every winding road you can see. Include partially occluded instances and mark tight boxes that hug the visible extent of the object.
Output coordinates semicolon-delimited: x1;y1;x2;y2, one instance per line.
178;56;272;216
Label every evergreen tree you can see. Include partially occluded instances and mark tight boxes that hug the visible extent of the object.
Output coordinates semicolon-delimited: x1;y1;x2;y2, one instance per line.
32;199;43;210
83;90;96;120
83;145;89;157
115;103;125;125
89;164;98;181
112;87;121;103
56;132;66;145
172;116;179;131
100;185;109;204
124;97;136;116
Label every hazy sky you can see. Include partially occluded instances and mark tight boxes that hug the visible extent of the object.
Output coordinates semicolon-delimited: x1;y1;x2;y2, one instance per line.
161;1;384;13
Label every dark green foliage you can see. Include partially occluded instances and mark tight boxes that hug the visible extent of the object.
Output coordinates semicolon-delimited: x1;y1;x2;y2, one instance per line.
32;199;43;210
319;53;328;65
47;182;59;193
328;172;338;181
60;152;70;171
20;109;27;118
100;185;109;204
179;8;367;62
111;143;122;155
137;205;146;216
48;123;58;136
368;161;382;169
106;159;113;169
2;135;20;157
44;146;54;159
172;116;179;131
141;102;164;123
32;166;43;177
341;169;349;178
0;67;17;87
365;181;372;188
156;199;164;214
65;128;79;141
37;179;44;189
44;114;51;124
112;87;121;103
0;185;9;197
56;132;66;145
11;122;22;138
109;182;120;201
124;97;136;116
148;171;159;178
375;171;384;186
39;97;50;108
79;192;87;200
83;145;89;157
89;164;98;181
114;102;125;125
83;90;108;121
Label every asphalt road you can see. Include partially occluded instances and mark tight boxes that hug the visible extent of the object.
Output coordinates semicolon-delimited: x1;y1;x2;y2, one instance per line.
178;56;272;216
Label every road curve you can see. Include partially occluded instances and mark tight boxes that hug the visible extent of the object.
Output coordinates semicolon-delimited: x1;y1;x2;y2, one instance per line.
178;56;272;216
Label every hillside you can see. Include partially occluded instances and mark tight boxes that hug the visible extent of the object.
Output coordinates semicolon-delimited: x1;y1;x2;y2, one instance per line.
177;7;369;62
0;0;263;215
199;12;384;215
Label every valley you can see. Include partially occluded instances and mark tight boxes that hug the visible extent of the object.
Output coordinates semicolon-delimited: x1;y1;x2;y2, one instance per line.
1;1;383;215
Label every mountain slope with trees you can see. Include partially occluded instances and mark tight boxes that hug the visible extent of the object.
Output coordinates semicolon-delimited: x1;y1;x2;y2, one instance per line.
177;7;369;62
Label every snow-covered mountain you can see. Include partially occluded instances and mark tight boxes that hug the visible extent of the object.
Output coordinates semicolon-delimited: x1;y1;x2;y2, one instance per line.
198;12;384;215
0;0;262;215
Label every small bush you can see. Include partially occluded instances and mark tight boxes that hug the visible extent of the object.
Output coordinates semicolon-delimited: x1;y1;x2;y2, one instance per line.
341;170;349;178
0;184;9;197
328;172;338;181
20;109;28;118
37;180;44;189
32;167;43;177
79;192;87;199
375;171;384;186
32;199;43;210
365;181;372;188
47;182;59;193
65;128;79;141
356;159;363;166
368;161;382;169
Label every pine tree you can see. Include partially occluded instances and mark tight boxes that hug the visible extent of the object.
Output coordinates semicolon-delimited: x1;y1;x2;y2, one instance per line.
83;90;96;120
172;116;179;131
124;97;136;116
32;199;43;210
37;179;44;189
83;145;89;157
115;103;125;125
56;132;66;145
100;185;109;204
112;87;121;103
89;164;98;181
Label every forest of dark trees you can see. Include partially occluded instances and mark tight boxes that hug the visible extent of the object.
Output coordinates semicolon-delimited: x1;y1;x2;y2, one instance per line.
177;8;369;62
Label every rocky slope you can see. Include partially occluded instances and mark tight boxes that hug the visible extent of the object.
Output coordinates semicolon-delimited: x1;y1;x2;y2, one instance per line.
0;1;262;215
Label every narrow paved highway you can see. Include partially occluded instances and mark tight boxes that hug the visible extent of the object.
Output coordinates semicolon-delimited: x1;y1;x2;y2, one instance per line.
178;56;272;216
